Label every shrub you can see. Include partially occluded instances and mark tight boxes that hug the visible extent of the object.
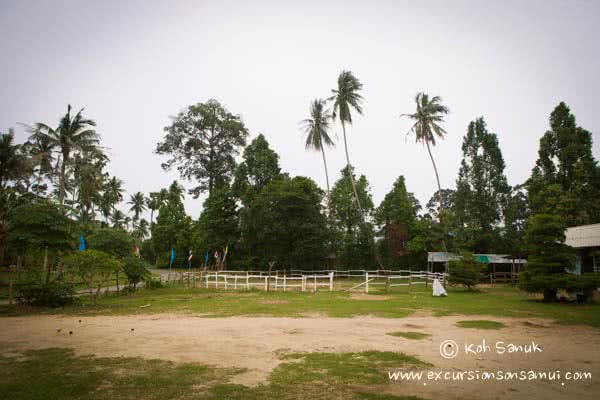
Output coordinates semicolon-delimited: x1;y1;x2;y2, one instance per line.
121;257;151;291
18;279;75;307
63;250;122;305
448;253;483;290
86;227;133;259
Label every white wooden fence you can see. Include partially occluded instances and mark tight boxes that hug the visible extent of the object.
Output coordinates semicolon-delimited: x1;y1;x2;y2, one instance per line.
158;269;445;293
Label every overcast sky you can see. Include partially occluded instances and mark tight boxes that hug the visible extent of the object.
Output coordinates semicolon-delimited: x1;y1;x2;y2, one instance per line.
1;0;599;218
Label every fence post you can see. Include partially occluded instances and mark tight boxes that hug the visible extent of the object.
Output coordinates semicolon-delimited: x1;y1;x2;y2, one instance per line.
283;274;287;292
246;272;250;290
224;274;228;289
313;275;317;292
205;272;209;288
385;276;390;292
8;267;14;305
215;271;219;289
264;276;268;291
234;274;238;289
365;272;369;294
302;275;306;291
329;272;334;291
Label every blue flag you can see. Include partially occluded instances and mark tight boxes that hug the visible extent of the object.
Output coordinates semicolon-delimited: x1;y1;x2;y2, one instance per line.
170;248;175;268
79;235;86;251
205;251;209;266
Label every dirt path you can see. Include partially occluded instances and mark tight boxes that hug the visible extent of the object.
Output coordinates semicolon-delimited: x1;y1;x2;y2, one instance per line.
1;313;598;399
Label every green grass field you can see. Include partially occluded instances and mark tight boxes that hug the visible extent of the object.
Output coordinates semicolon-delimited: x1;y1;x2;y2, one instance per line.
3;284;599;328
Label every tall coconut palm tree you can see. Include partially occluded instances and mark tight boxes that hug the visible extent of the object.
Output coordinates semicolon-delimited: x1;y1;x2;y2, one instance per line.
26;133;55;196
111;209;125;229
146;191;163;225
28;105;99;204
401;92;450;250
301;99;335;194
0;129;24;189
128;192;146;223
104;176;124;213
401;93;449;202
329;71;364;214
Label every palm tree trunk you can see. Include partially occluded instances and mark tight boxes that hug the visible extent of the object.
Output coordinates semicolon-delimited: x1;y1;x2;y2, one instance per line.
341;122;363;214
59;156;67;205
425;141;448;252
320;145;330;194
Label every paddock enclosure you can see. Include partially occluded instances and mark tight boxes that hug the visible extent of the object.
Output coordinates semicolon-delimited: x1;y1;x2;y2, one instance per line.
158;269;448;293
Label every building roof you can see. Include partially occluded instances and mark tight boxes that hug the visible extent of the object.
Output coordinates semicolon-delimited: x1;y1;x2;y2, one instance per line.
427;252;526;264
565;223;600;248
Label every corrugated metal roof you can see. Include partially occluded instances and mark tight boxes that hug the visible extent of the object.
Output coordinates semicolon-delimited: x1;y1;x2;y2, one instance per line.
565;223;600;248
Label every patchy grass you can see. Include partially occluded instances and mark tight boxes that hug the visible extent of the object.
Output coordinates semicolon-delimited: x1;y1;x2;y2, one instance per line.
0;348;237;400
387;331;431;340
0;348;429;400
1;285;600;328
455;320;506;330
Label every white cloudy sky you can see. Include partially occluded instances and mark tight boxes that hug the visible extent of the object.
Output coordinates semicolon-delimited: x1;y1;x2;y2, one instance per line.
1;0;599;218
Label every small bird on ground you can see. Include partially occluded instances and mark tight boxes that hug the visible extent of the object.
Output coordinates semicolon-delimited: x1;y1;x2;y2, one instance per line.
69;331;73;335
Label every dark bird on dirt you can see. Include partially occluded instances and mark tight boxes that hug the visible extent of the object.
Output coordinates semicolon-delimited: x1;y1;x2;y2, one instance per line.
131;328;135;331
69;331;73;335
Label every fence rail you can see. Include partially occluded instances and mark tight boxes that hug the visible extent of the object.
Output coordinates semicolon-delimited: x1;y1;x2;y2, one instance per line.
158;270;446;293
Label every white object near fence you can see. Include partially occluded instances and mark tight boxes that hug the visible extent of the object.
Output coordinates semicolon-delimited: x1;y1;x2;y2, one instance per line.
432;278;447;297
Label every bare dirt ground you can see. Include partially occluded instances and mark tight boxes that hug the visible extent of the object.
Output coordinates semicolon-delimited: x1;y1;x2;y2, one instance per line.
1;313;598;399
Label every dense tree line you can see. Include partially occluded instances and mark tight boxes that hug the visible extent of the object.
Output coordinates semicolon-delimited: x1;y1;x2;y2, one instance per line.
1;74;599;300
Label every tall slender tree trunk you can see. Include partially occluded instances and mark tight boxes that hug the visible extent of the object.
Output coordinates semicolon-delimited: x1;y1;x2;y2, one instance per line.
59;157;67;205
341;122;382;268
341;122;363;214
425;140;448;252
320;145;330;194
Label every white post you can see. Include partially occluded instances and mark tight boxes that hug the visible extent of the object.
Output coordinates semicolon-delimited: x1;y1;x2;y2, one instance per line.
283;275;287;292
224;274;228;289
246;272;250;290
234;274;238;289
329;272;334;291
264;276;268;291
215;271;219;289
313;275;317;292
302;276;306;291
365;272;369;294
205;272;209;288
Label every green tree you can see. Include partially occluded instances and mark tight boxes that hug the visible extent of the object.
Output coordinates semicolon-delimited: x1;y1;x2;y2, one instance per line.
519;214;575;302
150;181;193;267
376;176;421;265
453;117;510;252
241;176;328;268
329;71;364;215
121;257;151;291
156;99;249;197
448;252;482;290
87;227;133;259
401;93;449;250
301;99;335;195
27;105;100;205
0;129;25;189
196;186;239;268
232;134;282;206
7;201;74;280
63;250;122;304
527;102;600;226
330;166;375;268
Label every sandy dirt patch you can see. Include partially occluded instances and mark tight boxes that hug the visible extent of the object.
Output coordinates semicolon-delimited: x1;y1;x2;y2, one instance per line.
0;313;598;399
